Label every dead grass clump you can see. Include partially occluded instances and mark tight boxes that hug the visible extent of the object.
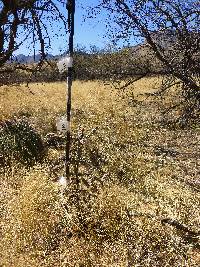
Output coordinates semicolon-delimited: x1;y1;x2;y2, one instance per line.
0;168;68;266
65;184;196;266
90;184;132;239
58;236;127;266
1;80;199;266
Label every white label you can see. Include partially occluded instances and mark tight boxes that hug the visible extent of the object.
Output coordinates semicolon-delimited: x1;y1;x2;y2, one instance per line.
56;117;70;133
58;176;67;187
57;56;73;73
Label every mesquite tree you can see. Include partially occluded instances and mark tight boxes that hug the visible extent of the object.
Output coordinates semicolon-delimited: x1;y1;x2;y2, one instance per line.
0;0;68;68
95;0;200;125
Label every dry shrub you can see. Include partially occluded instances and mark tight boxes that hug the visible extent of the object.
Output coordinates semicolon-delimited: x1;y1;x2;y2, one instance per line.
65;184;197;266
0;170;199;266
58;236;127;267
1;80;199;266
88;184;132;239
0;168;68;266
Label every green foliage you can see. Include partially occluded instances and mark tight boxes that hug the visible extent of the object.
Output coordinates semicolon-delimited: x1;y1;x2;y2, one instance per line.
0;119;45;166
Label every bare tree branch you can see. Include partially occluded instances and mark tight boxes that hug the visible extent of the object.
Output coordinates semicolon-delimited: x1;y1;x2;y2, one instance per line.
0;0;68;68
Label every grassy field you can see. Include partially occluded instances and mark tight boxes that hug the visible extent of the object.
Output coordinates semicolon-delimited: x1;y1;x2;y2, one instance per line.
0;79;199;266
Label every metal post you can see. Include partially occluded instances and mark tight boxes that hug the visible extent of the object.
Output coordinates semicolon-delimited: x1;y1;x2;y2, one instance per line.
66;0;75;180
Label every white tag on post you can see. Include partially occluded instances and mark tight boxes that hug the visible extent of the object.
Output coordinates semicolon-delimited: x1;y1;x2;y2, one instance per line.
57;56;73;73
58;176;67;187
56;117;70;134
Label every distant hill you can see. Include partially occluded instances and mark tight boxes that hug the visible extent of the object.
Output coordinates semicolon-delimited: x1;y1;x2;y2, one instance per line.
11;53;55;63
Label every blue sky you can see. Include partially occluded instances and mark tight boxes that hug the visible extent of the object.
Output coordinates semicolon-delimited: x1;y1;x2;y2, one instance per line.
74;0;109;50
15;0;112;56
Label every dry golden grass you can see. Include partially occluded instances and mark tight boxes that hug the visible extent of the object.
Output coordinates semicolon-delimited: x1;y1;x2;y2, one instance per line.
0;79;199;266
